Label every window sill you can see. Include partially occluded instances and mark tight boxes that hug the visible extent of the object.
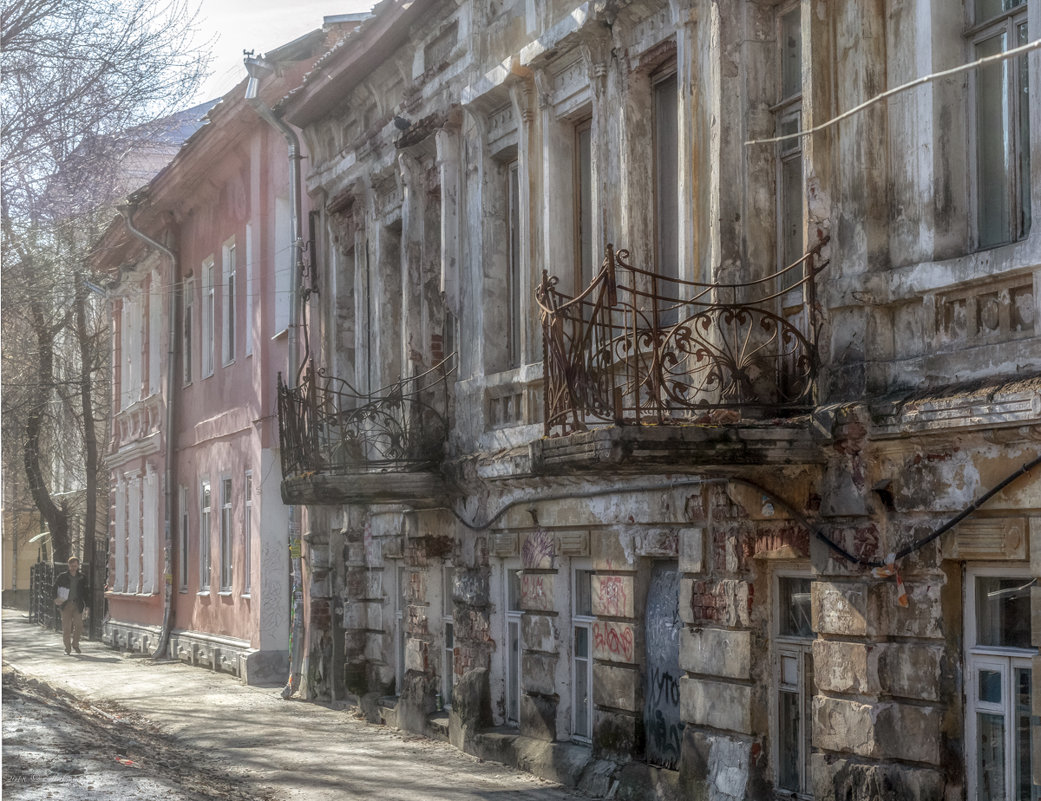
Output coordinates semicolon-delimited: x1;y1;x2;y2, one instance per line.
197;590;211;596
217;590;233;597
241;592;251;599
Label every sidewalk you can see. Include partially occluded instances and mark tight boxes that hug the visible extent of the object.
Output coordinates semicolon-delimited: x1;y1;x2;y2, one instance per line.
1;610;585;801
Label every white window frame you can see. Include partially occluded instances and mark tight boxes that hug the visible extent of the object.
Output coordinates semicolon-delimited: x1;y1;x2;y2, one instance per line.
219;476;232;592
965;564;1036;801
201;258;215;378
242;470;252;595
571;560;594;743
222;239;236;366
442;564;455;709
182;277;194;386
773;569;814;798
127;472;142;593
968;2;1030;250
199;478;211;592
178;485;189;591
504;560;523;727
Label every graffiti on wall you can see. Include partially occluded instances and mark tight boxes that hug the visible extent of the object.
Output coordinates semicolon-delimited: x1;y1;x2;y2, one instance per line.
645;563;683;769
595;575;629;617
521;529;555;569
592;621;635;662
520;574;552;611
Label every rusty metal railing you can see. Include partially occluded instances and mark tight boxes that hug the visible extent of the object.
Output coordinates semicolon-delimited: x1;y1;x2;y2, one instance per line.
535;236;830;436
277;355;454;478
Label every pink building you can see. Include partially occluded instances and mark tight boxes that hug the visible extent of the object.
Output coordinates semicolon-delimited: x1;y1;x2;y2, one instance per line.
93;30;336;683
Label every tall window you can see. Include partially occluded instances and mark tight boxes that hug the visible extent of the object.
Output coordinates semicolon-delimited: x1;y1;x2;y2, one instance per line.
972;0;1030;249
775;573;814;796
442;565;455;709
202;259;215;377
777;3;804;285
222;241;236;365
506;161;523;368
199;479;211;591
966;567;1036;801
182;277;194;386
178;485;189;591
395;564;407;694
148;271;160;396
505;562;522;726
243;471;252;594
572;565;594;741
274;197;291;335
244;223;254;357
574;119;595;293
653;70;679;284
219;477;232;591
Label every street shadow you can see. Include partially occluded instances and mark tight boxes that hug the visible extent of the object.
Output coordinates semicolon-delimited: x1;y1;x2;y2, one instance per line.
71;654;121;664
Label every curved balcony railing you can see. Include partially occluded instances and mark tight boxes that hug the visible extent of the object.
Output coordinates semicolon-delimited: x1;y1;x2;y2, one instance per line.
277;355;454;479
535;237;830;436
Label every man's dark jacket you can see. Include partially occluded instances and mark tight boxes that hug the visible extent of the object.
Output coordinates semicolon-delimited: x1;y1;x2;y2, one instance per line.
54;570;89;613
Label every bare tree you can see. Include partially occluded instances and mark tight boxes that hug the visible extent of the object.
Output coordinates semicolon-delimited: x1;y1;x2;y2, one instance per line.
1;0;210;564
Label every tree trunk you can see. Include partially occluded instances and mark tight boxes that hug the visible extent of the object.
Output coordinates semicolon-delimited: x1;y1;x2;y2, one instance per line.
24;301;71;563
74;273;98;569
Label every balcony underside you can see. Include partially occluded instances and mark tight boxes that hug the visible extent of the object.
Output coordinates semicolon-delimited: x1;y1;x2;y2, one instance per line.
281;469;447;506
530;420;823;474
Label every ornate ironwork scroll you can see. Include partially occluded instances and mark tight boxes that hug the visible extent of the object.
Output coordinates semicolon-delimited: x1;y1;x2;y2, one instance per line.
277;355;454;479
536;237;830;436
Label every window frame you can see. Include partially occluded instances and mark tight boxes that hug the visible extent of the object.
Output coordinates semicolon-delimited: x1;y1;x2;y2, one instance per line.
182;276;194;386
964;564;1037;801
506;159;523;369
201;258;215;378
652;66;679;285
774;1;805;285
442;563;455;709
967;3;1031;250
242;470;252;595
504;560;523;727
571;561;594;743
572;117;595;295
772;569;814;798
395;563;407;695
178;485;190;592
221;239;236;367
219;475;233;592
198;478;211;592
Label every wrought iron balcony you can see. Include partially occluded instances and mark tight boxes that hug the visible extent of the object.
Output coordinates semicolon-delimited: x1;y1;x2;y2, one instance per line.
535;237;830;437
277;357;453;503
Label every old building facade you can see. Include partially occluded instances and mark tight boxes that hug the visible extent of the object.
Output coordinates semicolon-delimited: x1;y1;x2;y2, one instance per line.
271;0;1041;798
92;32;350;683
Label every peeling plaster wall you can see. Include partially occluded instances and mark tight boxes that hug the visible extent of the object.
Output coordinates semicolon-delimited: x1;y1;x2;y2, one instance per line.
287;0;1041;798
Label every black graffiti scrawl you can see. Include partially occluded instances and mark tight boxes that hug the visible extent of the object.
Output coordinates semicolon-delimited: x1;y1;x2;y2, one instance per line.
644;563;683;769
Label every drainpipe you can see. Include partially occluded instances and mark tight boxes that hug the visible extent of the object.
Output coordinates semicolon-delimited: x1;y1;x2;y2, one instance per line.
244;57;306;698
119;203;178;660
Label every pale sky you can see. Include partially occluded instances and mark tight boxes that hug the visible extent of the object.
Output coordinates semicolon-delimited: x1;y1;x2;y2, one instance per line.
193;0;376;104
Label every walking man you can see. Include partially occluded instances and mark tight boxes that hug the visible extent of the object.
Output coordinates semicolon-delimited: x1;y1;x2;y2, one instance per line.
53;557;89;655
